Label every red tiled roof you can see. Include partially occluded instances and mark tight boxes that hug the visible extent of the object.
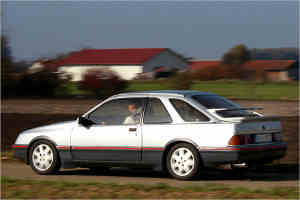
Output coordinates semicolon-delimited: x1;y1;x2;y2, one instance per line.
189;60;221;71
189;60;296;71
56;48;168;66
242;60;296;71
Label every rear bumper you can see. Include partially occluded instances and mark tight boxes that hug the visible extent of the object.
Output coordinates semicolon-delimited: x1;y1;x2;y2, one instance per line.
199;142;287;166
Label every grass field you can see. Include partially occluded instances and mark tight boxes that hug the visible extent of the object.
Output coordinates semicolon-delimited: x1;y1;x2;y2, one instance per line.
56;80;298;100
2;177;299;199
127;80;299;100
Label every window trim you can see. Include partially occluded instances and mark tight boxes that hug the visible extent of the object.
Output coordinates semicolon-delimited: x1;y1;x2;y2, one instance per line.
87;97;147;126
142;97;173;125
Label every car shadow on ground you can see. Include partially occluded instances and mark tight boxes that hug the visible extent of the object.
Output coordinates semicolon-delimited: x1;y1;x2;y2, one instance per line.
57;165;299;181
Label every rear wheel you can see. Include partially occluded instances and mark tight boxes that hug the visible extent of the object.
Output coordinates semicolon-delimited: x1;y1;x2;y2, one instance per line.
29;140;61;175
166;143;201;180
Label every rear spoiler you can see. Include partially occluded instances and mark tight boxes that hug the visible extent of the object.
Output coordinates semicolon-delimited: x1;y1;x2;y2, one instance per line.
241;116;281;122
208;107;281;122
210;107;264;112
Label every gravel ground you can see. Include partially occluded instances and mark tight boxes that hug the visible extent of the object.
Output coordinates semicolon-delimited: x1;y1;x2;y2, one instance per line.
2;160;298;190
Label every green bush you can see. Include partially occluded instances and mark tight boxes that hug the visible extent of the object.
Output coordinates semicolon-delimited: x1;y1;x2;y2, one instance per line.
17;70;64;97
167;72;193;90
1;74;19;97
80;69;128;98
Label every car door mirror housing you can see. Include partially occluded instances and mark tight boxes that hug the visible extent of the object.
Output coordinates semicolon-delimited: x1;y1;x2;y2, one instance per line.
78;116;95;128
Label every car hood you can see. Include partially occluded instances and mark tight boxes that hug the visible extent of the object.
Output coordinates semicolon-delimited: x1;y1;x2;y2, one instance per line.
22;120;77;134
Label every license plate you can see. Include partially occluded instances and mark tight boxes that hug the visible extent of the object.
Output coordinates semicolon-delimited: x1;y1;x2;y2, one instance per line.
255;134;272;143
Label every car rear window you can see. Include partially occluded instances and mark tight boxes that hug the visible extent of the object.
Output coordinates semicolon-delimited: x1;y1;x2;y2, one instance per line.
192;95;257;118
192;95;237;109
170;99;209;122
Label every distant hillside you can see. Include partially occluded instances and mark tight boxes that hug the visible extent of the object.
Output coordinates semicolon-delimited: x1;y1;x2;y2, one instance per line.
250;48;299;60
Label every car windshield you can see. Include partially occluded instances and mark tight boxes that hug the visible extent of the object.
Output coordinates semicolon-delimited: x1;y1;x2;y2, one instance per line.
191;95;258;118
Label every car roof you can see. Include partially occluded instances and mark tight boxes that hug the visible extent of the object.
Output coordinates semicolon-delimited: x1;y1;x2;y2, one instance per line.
112;90;216;98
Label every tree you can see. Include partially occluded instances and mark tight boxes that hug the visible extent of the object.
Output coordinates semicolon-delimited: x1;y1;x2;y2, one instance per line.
168;72;193;90
250;47;299;60
80;69;128;98
222;44;251;66
222;44;251;79
1;35;18;96
1;35;14;74
17;69;64;97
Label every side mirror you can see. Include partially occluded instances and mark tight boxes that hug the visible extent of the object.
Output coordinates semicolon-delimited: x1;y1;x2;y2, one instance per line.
78;116;95;128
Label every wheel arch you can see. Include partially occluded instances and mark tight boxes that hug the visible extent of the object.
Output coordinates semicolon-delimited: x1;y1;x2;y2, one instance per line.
161;138;201;171
26;136;58;164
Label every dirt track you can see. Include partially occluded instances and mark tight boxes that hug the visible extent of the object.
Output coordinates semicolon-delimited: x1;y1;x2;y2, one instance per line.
2;160;298;190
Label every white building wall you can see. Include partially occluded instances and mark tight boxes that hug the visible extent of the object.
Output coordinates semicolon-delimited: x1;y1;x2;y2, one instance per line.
109;66;143;80
28;62;45;74
58;65;143;81
279;71;290;81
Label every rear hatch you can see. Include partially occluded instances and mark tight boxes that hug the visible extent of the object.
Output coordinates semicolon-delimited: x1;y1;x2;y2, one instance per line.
230;116;282;145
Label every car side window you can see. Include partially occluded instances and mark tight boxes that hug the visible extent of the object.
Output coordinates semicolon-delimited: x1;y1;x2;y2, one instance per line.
170;99;210;122
144;98;172;124
88;98;145;125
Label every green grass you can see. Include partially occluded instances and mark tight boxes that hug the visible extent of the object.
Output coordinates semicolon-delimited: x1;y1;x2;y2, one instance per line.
191;80;299;100
1;177;299;199
55;80;299;100
55;82;92;96
127;80;299;100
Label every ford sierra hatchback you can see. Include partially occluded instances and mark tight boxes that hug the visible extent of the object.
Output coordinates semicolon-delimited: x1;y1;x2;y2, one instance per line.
13;90;287;180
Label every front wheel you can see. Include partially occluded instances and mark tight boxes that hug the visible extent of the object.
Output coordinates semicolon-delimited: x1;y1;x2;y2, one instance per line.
166;143;201;180
29;140;61;175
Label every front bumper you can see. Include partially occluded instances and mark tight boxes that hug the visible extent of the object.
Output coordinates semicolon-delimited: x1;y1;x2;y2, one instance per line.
199;142;287;166
12;145;28;163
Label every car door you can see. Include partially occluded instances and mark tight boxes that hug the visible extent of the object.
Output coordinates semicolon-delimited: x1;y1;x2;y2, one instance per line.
70;98;146;162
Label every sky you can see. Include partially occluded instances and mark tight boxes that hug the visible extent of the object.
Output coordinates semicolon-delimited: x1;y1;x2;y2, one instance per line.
1;1;299;62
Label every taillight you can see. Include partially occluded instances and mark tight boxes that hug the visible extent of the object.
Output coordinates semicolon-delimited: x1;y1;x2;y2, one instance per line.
242;135;253;144
273;133;282;142
228;135;241;145
228;135;253;145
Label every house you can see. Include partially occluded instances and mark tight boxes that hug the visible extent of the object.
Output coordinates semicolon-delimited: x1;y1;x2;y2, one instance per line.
34;48;188;81
242;60;299;81
28;59;60;74
189;60;221;71
188;60;299;81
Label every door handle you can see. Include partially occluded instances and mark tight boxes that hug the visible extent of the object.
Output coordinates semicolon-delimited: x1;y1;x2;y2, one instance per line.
129;128;137;132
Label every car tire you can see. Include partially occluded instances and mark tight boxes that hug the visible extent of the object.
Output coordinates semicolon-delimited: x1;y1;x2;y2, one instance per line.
29;140;61;175
166;143;201;180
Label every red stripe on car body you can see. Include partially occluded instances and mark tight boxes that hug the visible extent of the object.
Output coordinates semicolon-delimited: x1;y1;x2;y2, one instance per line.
143;147;165;150
12;145;28;149
56;146;70;150
70;146;164;151
72;146;139;150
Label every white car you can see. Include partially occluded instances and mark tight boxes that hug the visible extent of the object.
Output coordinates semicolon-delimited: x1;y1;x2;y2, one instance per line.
13;90;287;180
